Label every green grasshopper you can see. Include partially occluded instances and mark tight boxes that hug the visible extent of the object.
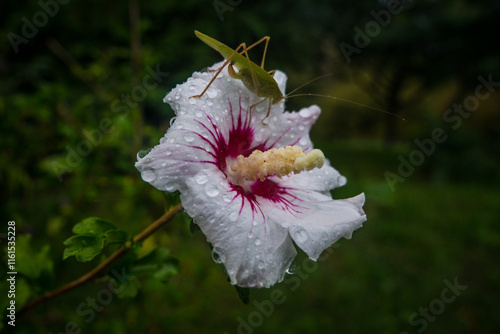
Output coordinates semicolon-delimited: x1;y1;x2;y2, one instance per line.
191;31;406;122
190;30;284;119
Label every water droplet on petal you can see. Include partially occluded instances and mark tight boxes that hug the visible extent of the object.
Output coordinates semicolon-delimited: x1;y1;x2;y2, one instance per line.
286;260;297;275
207;100;213;106
299;109;311;118
184;133;195;142
258;261;265;269
161;162;167;167
207;89;218;98
169;117;177;126
175;94;180;100
205;183;219;197
299;137;308;146
189;98;196;105
212;250;222;263
194;173;208;185
255;238;261;246
141;169;156;182
165;150;171;156
159;137;167;144
195;110;203;118
294;229;308;243
248;231;253;239
229;211;239;222
298;124;305;131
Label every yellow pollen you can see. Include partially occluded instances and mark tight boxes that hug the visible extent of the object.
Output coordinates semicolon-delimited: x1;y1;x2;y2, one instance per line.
229;145;325;181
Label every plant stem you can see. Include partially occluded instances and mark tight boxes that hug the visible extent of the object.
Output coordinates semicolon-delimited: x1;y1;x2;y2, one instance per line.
19;203;183;316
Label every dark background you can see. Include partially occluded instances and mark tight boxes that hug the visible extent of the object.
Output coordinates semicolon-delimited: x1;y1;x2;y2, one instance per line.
1;0;499;333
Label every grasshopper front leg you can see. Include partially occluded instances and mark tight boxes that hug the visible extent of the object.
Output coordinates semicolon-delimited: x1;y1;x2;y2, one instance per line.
190;42;258;100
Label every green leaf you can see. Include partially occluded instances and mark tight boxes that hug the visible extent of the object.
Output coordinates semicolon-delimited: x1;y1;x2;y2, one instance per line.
154;261;180;282
63;235;104;262
72;217;116;235
189;220;201;235
137;147;152;159
130;247;180;283
104;229;128;245
16;235;54;281
108;275;141;299
235;285;251;305
162;190;181;207
63;217;128;262
181;211;201;235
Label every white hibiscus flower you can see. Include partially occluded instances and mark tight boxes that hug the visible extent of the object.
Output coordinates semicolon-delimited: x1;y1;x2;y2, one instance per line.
136;62;366;288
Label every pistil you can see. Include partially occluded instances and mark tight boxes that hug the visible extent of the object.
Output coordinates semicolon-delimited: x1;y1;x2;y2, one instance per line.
228;145;325;183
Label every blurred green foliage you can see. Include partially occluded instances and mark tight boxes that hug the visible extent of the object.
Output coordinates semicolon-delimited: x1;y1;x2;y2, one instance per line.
1;0;499;333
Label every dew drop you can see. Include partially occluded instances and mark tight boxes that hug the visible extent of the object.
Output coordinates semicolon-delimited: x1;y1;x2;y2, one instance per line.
169;117;177;126
164;182;175;192
161;162;167;167
212;250;222;264
286;260;297;275
189;85;196;90
207;100;213;106
299;109;311;118
294;229;308;243
189;98;196;105
184;133;195;142
207;89;218;98
194;172;208;185
255;238;262;246
141;169;156;182
159;137;167;144
298;124;305;131
229;211;239;222
299;137;308;146
205;183;219;197
258;261;265;269
248;231;253;239
175;94;180;100
195;110;203;118
164;150;171;156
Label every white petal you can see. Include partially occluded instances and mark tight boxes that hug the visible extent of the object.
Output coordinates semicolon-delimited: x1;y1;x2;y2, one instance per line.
165;61;286;122
279;161;347;193
182;171;297;288
285;192;366;260
135;116;222;192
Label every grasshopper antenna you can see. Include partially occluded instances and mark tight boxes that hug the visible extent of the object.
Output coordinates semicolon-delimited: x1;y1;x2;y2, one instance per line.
285;73;336;97
286;93;406;121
